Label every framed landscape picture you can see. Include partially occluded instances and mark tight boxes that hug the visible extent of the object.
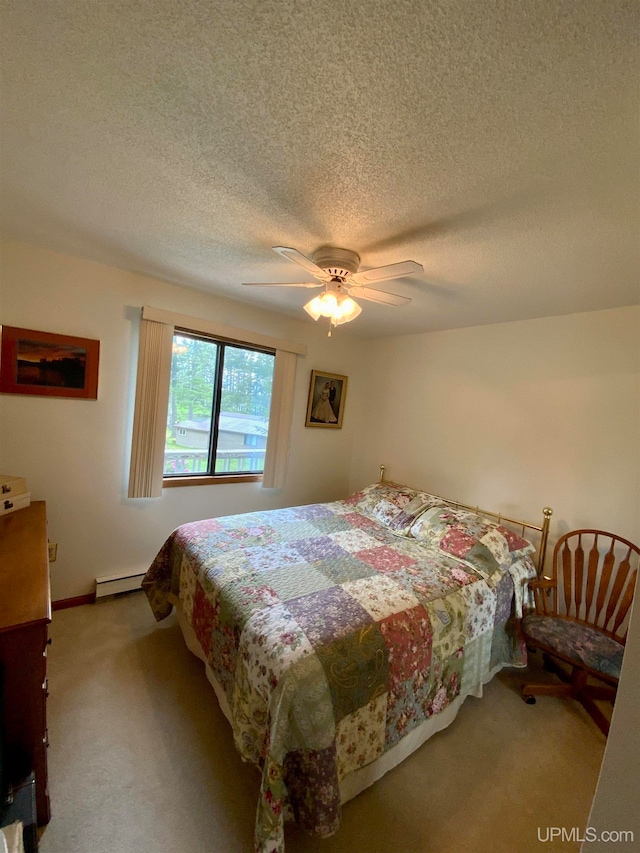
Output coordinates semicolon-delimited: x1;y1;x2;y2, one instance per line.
305;370;348;429
0;326;100;399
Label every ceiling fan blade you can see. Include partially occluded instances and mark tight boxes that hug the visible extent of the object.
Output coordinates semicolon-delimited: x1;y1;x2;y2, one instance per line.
272;246;331;281
242;281;323;288
350;260;423;285
348;287;411;306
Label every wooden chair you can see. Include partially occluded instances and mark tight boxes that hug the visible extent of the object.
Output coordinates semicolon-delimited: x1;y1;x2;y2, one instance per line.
521;529;639;735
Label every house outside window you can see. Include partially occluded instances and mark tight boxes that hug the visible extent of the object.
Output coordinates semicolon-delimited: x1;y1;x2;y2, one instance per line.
164;332;275;477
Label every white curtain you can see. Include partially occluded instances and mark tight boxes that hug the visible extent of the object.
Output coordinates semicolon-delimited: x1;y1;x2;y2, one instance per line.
128;318;174;498
262;349;298;490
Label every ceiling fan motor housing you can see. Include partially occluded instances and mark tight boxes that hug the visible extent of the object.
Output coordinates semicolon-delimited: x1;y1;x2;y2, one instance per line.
312;247;360;279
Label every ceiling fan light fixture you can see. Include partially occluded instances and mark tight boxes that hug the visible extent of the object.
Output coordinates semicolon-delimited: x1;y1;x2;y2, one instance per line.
303;295;324;320
303;296;323;321
333;294;361;325
303;290;362;326
303;290;338;320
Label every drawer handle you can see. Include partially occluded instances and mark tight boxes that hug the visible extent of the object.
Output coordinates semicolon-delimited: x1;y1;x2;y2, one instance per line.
4;500;13;510
47;637;52;645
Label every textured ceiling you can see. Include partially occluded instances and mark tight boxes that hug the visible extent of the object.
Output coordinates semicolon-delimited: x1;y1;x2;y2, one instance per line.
1;0;638;338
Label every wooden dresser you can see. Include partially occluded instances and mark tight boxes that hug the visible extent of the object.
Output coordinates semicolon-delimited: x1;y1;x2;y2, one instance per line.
0;502;51;826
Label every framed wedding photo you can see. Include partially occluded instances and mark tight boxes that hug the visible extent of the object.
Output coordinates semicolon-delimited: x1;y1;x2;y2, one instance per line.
0;325;100;399
305;370;348;429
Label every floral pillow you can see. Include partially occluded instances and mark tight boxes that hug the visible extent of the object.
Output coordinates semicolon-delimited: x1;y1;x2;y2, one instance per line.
343;481;440;535
409;505;535;573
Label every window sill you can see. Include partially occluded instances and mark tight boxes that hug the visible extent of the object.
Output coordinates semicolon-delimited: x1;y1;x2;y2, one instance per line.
163;474;263;488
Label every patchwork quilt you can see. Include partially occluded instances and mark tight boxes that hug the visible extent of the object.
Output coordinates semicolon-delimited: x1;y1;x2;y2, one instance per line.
143;485;536;853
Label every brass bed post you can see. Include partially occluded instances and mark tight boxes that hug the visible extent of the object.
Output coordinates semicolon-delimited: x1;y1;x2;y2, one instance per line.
379;465;386;482
537;507;553;578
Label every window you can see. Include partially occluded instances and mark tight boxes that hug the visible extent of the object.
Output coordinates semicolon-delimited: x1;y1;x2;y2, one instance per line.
128;306;305;497
164;332;275;478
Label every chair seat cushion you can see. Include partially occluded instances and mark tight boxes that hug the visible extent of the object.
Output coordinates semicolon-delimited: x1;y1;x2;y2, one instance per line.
522;613;624;679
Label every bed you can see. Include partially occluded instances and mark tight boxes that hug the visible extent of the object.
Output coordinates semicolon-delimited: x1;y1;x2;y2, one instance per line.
142;475;552;853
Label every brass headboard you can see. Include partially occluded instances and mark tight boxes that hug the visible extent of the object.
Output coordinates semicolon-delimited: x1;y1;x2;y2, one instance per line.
378;464;553;576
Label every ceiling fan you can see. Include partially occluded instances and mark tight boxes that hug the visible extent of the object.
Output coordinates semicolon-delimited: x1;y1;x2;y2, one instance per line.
243;246;424;334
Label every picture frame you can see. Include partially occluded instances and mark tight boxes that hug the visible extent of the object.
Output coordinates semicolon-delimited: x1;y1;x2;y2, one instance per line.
305;370;348;429
0;326;100;399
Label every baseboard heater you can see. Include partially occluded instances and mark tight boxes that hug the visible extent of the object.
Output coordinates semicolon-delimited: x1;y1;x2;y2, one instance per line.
95;570;146;599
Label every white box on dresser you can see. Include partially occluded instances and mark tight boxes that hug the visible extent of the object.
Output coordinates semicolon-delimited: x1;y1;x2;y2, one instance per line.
0;475;30;517
0;475;27;497
0;492;31;517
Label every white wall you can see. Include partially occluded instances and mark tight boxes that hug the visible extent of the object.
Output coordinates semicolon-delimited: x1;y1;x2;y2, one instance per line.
0;240;366;600
349;307;640;551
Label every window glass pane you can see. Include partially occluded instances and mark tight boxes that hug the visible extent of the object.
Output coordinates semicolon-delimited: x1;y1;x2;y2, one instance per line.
214;346;274;474
164;334;218;476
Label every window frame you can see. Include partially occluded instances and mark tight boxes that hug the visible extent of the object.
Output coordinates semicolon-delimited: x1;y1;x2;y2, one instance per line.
164;330;276;485
128;306;306;497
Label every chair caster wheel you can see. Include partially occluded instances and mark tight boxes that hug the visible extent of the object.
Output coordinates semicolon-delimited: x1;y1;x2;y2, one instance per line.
524;695;536;705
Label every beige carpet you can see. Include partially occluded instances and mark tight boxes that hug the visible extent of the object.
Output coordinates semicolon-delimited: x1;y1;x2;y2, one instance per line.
39;593;606;853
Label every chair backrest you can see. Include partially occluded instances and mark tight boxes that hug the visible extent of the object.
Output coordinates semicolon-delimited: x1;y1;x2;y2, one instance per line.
542;530;639;643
